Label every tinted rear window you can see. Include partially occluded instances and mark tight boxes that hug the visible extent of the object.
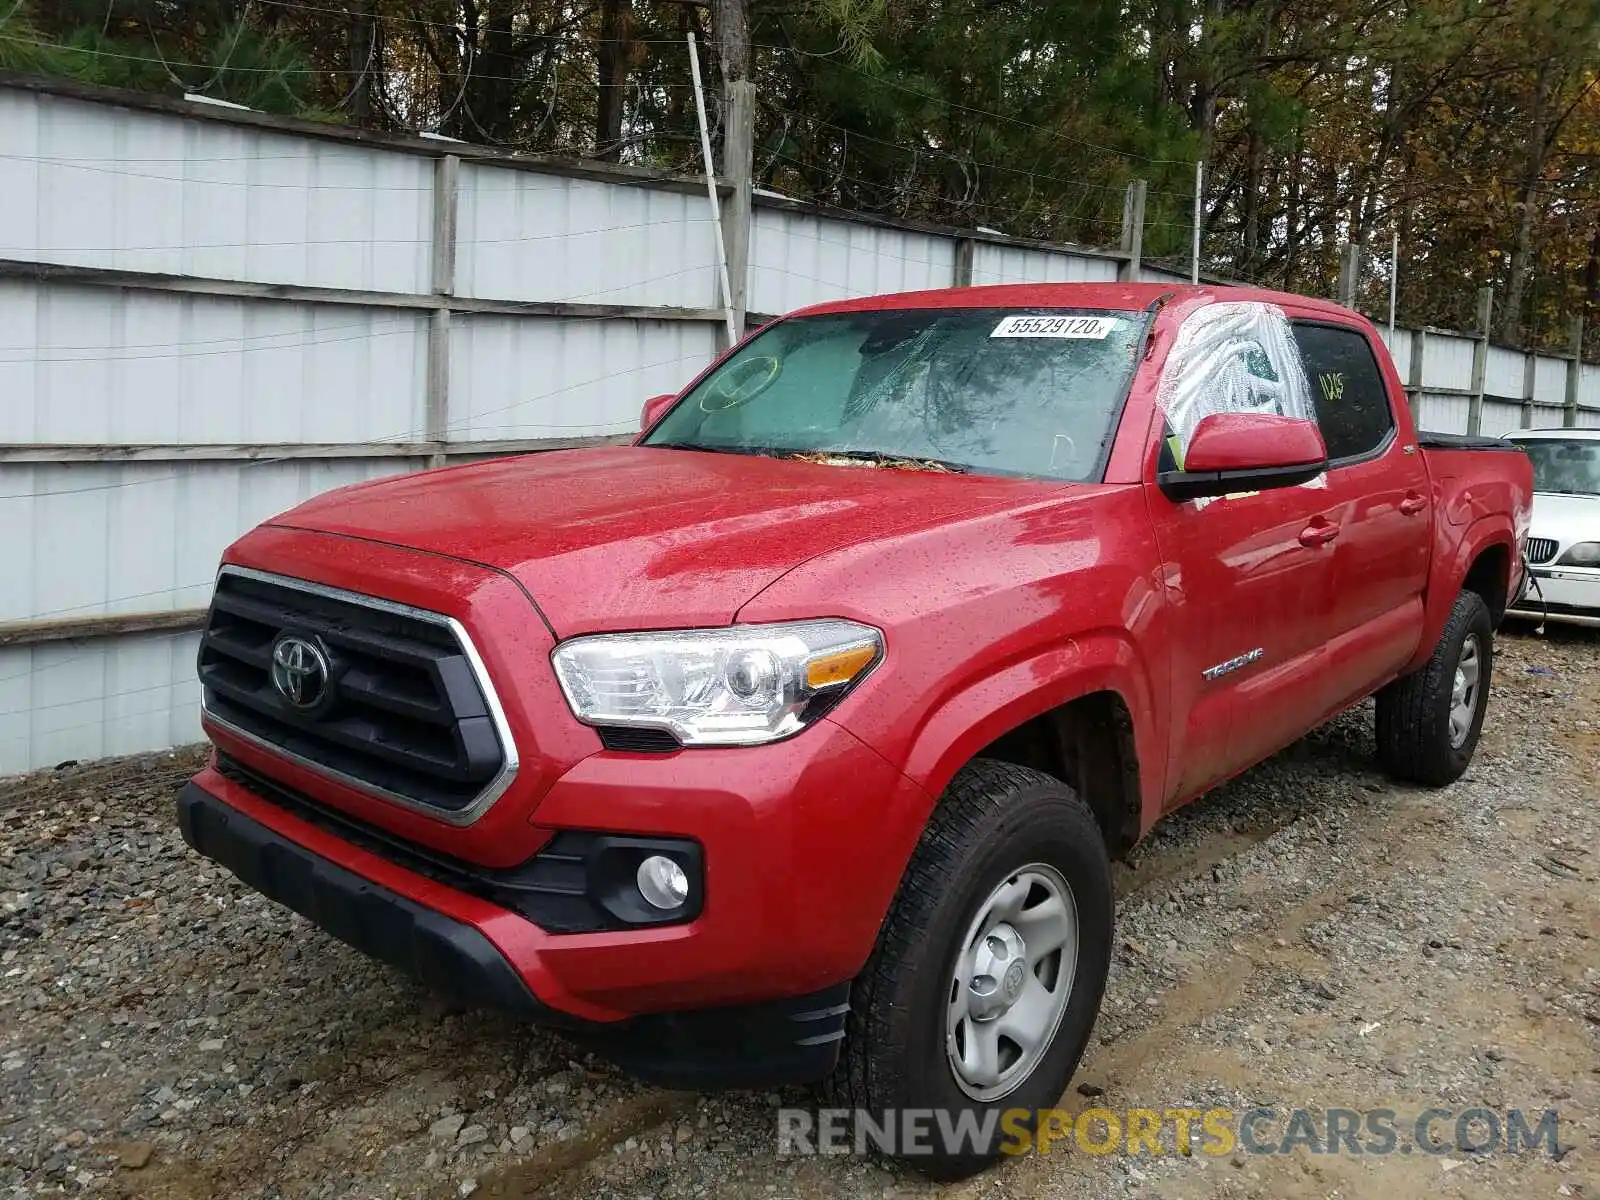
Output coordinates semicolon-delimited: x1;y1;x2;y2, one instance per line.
1291;324;1395;462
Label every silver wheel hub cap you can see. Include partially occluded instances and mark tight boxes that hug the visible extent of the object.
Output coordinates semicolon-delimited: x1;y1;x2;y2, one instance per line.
946;864;1079;1102
1449;634;1481;750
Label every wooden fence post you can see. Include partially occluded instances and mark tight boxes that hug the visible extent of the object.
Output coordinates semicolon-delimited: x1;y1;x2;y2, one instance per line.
1118;179;1146;283
1406;327;1426;419
1565;314;1585;429
1468;286;1493;436
953;238;975;287
1337;243;1361;308
721;78;754;339
1520;347;1536;429
427;154;460;469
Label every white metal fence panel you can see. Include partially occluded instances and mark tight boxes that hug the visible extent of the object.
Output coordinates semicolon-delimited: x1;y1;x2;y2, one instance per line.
1578;409;1600;429
456;165;719;308
1139;265;1190;286
1415;392;1471;434
1533;354;1568;406
1484;346;1524;400
1581;364;1600;409
970;243;1119;286
0;89;432;294
749;208;955;313
1420;333;1476;392
0;281;426;445
1479;400;1526;437
0;631;203;778
1530;405;1568;429
448;315;716;440
1377;328;1413;382
0;459;411;627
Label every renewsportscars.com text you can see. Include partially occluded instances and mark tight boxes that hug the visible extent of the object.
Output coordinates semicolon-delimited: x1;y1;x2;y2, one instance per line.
777;1106;1564;1159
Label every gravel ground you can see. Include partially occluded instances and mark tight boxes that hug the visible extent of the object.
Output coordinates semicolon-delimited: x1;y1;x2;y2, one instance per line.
2;625;1597;1200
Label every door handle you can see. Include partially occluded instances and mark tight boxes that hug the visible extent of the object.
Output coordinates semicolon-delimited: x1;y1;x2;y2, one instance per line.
1298;520;1341;548
1399;493;1427;515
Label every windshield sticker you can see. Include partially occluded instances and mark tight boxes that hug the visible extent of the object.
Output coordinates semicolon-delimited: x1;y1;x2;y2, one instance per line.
990;314;1115;340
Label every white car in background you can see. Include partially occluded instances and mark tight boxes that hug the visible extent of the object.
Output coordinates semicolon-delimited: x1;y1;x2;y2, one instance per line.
1505;428;1600;628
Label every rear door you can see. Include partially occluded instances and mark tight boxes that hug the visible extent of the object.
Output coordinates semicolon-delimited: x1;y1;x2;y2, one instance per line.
1288;319;1431;712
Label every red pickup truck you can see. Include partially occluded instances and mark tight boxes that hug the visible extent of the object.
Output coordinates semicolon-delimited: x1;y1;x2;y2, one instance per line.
178;283;1531;1175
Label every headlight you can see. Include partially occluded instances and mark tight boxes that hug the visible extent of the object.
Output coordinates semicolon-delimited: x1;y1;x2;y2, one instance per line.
551;619;883;747
1557;541;1600;567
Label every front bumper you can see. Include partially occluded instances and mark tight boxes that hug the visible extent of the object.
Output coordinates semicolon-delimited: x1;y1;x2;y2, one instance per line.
177;779;549;1018
177;713;933;1087
176;779;852;1088
1507;566;1600;628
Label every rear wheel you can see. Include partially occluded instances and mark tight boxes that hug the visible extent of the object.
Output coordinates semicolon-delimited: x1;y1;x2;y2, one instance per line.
828;759;1113;1180
1375;590;1494;786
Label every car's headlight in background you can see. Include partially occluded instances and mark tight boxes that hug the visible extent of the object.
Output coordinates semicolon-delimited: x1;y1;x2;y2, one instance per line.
1557;541;1600;567
551;619;883;746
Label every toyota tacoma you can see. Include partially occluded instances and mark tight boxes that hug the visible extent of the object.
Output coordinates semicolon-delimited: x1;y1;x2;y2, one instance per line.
177;283;1533;1176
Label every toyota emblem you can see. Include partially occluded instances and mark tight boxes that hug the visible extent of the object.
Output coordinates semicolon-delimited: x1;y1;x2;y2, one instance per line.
270;633;331;709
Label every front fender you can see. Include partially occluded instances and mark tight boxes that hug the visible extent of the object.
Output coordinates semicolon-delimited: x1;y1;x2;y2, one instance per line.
893;629;1163;832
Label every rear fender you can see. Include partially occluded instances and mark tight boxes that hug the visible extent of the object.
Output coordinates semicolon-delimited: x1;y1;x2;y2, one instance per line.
1407;513;1516;675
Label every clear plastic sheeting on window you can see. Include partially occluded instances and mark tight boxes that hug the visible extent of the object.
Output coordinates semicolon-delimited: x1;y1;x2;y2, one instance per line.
1156;302;1317;458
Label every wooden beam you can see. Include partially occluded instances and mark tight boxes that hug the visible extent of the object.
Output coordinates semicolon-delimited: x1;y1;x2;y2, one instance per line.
0;258;727;324
0;434;634;464
0;609;206;649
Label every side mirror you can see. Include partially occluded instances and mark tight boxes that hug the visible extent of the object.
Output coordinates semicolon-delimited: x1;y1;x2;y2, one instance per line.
641;393;677;431
1158;412;1328;501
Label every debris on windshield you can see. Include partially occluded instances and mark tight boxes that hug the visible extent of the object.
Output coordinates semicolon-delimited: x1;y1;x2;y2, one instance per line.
790;452;959;473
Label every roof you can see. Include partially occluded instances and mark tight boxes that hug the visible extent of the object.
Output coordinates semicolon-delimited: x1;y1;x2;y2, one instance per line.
1504;428;1600;441
786;282;1363;322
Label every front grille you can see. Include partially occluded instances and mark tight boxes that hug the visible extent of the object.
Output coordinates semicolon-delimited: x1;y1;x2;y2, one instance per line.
1526;537;1559;565
198;567;514;818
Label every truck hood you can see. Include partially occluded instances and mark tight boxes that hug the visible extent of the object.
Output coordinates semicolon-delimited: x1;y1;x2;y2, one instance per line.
267;446;1066;635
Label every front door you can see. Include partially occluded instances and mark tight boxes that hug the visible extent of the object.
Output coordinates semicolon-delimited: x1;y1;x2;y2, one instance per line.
1145;301;1341;805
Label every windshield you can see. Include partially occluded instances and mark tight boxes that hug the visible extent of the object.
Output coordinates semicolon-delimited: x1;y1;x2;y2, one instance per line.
643;307;1147;481
1511;438;1600;496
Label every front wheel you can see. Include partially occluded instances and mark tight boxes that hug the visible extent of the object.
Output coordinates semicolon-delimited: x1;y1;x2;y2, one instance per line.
827;759;1113;1179
1375;589;1494;786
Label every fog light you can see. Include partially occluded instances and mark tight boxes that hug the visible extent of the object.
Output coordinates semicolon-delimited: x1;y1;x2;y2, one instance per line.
636;855;690;910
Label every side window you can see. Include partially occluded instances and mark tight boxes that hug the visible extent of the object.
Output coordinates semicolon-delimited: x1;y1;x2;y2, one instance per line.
1291;324;1395;462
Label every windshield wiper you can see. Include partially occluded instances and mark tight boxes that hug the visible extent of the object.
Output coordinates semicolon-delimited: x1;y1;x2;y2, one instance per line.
781;449;972;474
648;441;785;459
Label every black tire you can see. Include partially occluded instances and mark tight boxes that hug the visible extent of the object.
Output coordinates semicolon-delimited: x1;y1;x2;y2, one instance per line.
1375;590;1494;786
826;759;1113;1180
